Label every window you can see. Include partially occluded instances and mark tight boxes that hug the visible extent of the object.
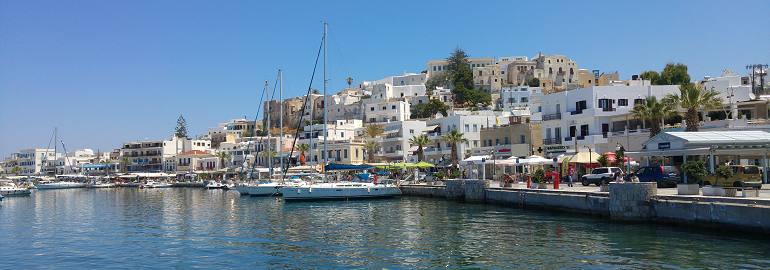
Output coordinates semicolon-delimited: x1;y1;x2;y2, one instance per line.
344;149;348;158
473;124;478;132
520;97;528;103
634;98;645;105
508;98;515;104
391;105;396;110
495;138;500;145
409;129;414;134
618;99;628;106
465;124;470;132
382;106;386;110
473;140;478;147
391;116;397;121
520;135;526;144
580;124;589;137
370;107;374;111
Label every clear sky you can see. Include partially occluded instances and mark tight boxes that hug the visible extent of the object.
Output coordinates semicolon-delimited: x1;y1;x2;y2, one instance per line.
1;0;769;156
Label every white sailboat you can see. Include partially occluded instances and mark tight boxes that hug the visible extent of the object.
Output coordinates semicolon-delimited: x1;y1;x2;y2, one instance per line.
37;128;87;190
282;23;401;201
141;180;172;189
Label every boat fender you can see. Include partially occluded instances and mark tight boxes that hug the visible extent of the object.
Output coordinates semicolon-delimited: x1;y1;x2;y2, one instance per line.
368;187;371;193
309;187;312;193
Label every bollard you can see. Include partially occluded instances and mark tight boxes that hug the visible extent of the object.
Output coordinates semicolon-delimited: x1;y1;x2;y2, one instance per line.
526;176;531;188
554;175;559;189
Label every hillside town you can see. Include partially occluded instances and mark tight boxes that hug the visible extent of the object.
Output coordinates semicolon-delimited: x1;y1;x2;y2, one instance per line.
2;50;769;183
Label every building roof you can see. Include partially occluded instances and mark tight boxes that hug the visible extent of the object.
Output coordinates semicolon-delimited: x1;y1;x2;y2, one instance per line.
664;131;770;144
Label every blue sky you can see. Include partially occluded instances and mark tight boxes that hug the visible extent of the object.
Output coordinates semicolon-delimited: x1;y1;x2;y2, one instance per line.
1;0;769;156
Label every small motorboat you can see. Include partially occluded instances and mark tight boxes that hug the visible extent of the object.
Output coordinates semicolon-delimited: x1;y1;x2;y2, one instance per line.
205;181;226;189
140;180;172;189
89;182;116;188
0;180;32;197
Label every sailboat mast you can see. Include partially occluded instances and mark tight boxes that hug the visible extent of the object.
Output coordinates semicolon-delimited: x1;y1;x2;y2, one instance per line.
53;127;57;175
322;21;328;182
265;80;272;177
279;69;284;174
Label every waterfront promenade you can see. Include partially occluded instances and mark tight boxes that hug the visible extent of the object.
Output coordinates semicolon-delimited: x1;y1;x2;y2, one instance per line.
402;181;770;234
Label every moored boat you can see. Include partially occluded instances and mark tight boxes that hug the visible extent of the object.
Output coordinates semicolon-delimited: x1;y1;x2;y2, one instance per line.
0;180;32;197
140;180;172;189
281;181;401;201
37;181;87;190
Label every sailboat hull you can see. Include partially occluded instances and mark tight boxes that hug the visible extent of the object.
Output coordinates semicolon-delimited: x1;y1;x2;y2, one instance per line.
282;183;401;201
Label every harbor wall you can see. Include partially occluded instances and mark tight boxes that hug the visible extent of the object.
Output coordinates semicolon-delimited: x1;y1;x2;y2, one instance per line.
400;182;770;234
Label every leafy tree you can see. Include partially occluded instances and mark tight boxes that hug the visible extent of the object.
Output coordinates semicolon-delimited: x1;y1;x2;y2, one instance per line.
715;164;733;182
446;48;474;90
346;76;353;88
412;99;450;118
11;166;22;175
663;83;723;131
120;157;130;173
531;168;545;183
409;134;430;162
175;115;188;138
297;144;309;165
442;129;468;169
659;63;690;85
527;77;541;87
443;48;492;107
614;147;625;167
597;154;610;167
631;96;676;138
681;160;707;184
640;70;660;83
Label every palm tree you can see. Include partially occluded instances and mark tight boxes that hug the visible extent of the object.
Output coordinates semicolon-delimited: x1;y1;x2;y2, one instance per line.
346;76;353;88
216;151;231;169
631;96;676;138
297;144;310;165
409;134;430;162
442;129;468;169
663;83;723;131
364;124;384;138
120;157;130;173
365;140;380;163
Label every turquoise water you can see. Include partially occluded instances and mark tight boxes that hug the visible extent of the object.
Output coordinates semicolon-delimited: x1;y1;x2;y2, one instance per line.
1;188;769;269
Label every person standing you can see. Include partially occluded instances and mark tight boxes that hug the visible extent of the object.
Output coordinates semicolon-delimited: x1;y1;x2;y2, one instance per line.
567;167;575;187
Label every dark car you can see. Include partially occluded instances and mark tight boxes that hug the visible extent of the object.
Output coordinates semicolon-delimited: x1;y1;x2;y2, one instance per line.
632;166;681;188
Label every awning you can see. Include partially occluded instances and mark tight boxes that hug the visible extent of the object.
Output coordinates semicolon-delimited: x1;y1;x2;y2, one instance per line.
463;155;492;165
325;163;374;171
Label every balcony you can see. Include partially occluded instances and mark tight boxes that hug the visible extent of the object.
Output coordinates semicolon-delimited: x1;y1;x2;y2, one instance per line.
569;110;583;115
542;112;562;121
542;138;562;145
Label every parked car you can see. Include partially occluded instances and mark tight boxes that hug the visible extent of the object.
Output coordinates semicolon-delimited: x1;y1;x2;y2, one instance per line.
632;165;681;188
581;167;623;186
704;165;762;188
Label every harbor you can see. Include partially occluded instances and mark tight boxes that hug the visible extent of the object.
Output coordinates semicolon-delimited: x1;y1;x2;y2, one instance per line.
2;187;769;269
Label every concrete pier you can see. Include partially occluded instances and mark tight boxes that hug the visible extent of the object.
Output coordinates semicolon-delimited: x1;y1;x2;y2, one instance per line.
401;182;770;234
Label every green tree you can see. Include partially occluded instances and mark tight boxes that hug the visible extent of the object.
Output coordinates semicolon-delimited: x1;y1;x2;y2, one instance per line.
412;99;450;118
527;77;541;87
631;96;676;138
597;154;610;167
364;124;384;138
175;114;188;138
444;48;492;107
663;82;723;131
346;76;353;88
216;151;231;169
409;134;430;162
120;157;130;173
681;160;707;184
447;48;474;90
659;63;690;85
297;144;309;165
640;70;660;84
442;129;468;169
364;140;380;163
11;166;22;175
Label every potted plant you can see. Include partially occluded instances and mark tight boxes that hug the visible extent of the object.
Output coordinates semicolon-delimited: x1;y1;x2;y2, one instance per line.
703;165;731;196
678;160;706;195
531;168;545;189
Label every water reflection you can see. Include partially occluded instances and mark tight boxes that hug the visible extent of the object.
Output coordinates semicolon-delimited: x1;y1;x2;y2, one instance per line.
1;188;769;269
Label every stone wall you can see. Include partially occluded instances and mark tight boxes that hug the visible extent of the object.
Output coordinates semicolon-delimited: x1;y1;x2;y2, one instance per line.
653;198;770;233
486;189;610;216
609;182;657;221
